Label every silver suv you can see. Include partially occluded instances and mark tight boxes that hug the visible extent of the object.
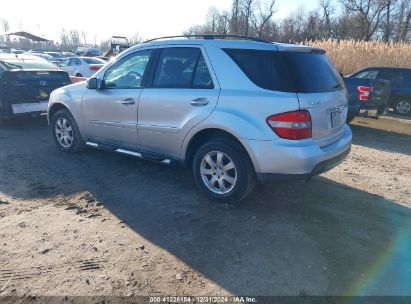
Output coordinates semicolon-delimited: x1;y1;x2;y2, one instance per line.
48;36;352;203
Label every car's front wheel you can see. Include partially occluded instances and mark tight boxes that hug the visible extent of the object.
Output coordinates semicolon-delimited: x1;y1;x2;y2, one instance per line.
393;99;411;116
51;109;85;153
192;138;255;204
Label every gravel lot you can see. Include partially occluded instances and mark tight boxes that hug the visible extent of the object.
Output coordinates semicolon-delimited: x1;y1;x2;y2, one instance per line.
0;115;410;297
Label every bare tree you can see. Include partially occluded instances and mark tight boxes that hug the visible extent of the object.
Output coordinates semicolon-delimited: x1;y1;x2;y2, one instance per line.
242;0;254;36
1;18;10;43
206;6;220;33
320;0;335;38
184;0;410;43
230;0;241;34
395;0;411;41
253;0;277;38
69;30;80;47
342;0;391;40
129;33;142;45
60;28;69;49
81;30;87;45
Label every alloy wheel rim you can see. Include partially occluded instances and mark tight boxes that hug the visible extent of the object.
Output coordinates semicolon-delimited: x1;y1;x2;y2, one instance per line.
55;118;74;148
200;151;237;195
396;101;411;114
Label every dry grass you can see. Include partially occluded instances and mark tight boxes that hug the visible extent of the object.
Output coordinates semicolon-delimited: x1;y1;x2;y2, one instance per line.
304;39;411;75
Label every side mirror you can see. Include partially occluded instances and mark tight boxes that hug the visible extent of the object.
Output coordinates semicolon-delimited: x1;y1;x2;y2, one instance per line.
86;78;98;89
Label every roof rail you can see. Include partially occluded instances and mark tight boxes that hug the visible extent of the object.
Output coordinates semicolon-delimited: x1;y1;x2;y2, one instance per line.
143;34;271;44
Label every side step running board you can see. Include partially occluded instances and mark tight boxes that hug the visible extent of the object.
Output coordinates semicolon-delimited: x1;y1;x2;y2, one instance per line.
85;141;172;165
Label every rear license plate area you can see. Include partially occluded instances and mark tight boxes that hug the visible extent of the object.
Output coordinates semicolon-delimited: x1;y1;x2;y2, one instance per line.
331;111;342;128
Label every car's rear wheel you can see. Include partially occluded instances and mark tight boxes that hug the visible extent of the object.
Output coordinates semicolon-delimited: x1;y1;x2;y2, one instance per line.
192;138;255;204
51;109;85;153
393;99;411;116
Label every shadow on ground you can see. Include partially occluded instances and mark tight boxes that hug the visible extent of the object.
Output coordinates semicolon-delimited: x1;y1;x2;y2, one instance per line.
350;124;411;156
1;117;410;295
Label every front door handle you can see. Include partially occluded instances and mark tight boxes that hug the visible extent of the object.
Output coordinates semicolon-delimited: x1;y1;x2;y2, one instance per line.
121;98;135;105
190;98;209;106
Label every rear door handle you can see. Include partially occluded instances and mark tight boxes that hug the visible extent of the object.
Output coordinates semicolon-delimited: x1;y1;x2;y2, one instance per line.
190;98;209;106
121;98;135;105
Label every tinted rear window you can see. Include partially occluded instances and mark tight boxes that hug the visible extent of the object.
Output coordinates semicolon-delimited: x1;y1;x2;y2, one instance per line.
223;49;343;93
3;59;60;70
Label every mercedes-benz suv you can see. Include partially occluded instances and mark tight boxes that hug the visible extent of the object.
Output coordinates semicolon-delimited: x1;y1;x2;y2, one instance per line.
48;35;352;203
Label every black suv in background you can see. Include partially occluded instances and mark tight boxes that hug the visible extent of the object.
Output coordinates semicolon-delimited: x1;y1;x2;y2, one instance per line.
349;67;411;116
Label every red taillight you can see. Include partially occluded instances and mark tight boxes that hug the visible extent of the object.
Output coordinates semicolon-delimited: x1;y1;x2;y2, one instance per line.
267;111;312;140
357;86;372;101
89;66;101;71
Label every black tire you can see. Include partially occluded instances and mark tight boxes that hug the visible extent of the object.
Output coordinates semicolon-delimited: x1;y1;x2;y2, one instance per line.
50;109;85;153
192;138;256;204
393;99;411;116
75;73;83;77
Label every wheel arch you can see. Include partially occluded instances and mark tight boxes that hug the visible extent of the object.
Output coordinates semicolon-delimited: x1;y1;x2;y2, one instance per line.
184;128;256;171
48;103;69;125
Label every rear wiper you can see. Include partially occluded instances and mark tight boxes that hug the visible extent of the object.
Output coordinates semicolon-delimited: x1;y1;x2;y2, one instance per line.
0;60;22;69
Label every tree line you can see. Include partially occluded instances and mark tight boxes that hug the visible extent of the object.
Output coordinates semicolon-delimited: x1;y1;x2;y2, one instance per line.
185;0;411;43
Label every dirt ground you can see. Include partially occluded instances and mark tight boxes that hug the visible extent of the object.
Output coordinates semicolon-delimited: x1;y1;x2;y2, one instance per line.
0;115;410;297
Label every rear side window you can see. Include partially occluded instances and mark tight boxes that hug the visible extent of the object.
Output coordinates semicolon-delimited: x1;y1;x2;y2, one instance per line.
152;47;213;89
403;70;411;83
377;69;404;85
223;49;343;93
223;49;294;92
353;69;379;79
69;58;81;66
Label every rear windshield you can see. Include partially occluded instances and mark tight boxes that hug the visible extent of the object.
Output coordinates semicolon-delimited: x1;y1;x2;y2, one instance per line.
13;71;69;80
2;59;60;70
83;58;105;64
223;49;344;93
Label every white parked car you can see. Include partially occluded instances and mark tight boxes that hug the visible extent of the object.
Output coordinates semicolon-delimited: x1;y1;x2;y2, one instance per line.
59;57;106;78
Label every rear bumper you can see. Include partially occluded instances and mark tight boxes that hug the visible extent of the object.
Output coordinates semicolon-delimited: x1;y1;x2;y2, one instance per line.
243;124;352;181
256;147;350;182
11;101;48;115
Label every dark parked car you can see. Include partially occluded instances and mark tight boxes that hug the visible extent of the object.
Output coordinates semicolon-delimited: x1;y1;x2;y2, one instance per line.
343;76;391;122
0;54;71;124
348;67;411;116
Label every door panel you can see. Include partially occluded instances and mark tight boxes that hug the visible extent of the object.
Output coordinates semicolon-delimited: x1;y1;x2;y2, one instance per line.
138;89;219;156
81;49;154;148
82;89;142;148
138;46;219;157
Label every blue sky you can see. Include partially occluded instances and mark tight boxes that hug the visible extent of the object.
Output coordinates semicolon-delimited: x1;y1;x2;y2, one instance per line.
1;0;319;43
